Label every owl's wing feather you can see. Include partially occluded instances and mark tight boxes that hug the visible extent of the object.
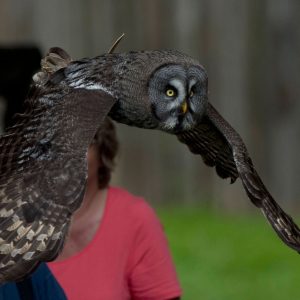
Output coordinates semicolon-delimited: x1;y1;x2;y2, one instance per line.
177;103;300;253
0;87;116;283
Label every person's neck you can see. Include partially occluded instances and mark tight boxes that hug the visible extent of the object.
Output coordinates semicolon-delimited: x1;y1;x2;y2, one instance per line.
55;184;108;261
73;181;105;221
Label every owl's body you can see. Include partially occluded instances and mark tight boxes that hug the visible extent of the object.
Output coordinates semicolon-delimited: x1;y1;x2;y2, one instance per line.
0;47;299;283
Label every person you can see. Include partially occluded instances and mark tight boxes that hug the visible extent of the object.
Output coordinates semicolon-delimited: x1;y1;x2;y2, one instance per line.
46;118;182;299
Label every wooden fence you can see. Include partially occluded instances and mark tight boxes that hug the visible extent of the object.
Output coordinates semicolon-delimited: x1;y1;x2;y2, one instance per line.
0;0;299;211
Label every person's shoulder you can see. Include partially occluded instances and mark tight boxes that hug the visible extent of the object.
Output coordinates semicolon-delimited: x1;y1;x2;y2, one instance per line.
108;186;158;224
108;186;142;202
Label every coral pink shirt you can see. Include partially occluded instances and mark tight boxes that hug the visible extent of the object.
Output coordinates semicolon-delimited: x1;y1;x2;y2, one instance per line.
47;187;181;300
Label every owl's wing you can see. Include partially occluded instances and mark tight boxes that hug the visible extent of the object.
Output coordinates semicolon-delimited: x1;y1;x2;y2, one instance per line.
177;103;300;253
0;88;116;283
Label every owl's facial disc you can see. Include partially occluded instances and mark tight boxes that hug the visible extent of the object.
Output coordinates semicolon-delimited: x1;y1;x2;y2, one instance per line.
148;64;208;133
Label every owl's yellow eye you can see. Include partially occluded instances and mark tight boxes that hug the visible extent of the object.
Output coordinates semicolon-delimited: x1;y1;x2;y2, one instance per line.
166;88;176;97
190;86;196;98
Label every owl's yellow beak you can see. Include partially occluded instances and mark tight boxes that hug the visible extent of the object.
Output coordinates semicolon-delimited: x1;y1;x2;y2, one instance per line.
181;100;188;114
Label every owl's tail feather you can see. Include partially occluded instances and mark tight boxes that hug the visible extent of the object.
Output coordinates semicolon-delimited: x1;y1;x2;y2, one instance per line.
0;208;69;283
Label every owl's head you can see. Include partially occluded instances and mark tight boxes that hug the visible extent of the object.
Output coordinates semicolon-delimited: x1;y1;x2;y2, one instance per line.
148;63;208;133
60;49;208;134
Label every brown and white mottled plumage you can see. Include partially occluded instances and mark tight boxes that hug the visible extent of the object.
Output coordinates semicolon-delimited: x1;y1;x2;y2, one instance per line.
0;47;300;283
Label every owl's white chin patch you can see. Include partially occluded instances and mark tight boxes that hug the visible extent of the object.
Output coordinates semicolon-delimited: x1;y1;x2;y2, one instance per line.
181;118;195;131
161;114;195;132
162;117;178;131
180;112;196;130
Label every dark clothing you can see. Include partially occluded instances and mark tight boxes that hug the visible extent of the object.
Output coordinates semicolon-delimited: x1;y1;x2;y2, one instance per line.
0;264;66;300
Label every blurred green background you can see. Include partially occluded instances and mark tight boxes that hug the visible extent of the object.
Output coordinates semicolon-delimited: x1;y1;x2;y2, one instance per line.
158;206;300;299
0;0;300;298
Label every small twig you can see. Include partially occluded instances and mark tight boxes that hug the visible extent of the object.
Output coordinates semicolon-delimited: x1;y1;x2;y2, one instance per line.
108;33;125;54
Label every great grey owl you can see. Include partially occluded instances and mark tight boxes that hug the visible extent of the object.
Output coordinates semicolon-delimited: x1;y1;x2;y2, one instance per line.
0;47;299;283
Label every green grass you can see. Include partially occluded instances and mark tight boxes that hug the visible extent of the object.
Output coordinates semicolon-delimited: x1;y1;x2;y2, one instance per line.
157;206;300;300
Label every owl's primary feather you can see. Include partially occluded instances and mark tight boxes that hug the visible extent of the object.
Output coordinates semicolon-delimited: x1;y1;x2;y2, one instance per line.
0;46;300;283
178;104;300;252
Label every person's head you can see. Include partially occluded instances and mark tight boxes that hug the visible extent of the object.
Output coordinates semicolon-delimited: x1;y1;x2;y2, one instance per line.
88;118;119;189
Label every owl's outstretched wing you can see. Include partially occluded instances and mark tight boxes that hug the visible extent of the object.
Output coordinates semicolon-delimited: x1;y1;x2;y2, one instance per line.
0;48;116;283
177;103;300;253
0;90;116;283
